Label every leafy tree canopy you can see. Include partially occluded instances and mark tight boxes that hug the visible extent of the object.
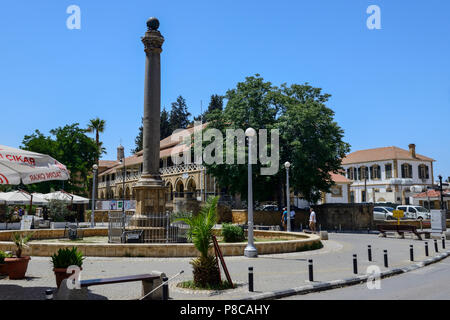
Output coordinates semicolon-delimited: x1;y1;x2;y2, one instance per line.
21;123;99;195
204;74;350;203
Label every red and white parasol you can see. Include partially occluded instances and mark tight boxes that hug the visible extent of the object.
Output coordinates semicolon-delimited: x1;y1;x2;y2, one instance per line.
0;145;70;185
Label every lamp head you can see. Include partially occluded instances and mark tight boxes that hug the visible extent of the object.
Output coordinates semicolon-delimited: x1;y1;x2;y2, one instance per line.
245;128;257;137
284;162;291;169
92;164;98;170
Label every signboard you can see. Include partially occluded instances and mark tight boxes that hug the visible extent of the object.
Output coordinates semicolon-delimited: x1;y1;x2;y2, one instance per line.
20;216;33;230
393;210;404;226
393;210;404;219
431;210;446;234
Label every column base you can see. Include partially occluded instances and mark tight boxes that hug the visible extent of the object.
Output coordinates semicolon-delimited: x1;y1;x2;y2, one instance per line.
133;176;167;215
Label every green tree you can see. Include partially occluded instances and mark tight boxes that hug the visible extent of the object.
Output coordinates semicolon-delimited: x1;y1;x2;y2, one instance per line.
169;95;191;132
204;75;350;204
132;117;144;154
173;196;221;287
194;94;224;122
86;118;106;200
21;124;99;195
160;107;171;139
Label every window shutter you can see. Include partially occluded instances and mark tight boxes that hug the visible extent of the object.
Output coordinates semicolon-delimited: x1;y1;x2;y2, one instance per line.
408;164;413;178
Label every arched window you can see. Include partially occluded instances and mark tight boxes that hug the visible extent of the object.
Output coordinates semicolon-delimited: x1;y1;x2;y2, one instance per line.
418;164;429;179
347;167;355;180
370;165;381;180
401;163;413;179
358;166;369;180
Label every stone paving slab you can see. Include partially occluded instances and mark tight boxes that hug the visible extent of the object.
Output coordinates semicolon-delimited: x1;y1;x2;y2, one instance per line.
0;233;447;300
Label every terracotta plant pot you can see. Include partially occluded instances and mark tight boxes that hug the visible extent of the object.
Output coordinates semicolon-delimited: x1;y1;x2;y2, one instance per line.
5;256;31;279
53;267;82;288
0;263;8;276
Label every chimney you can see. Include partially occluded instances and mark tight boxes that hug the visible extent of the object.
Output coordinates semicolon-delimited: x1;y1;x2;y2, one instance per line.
117;145;125;162
408;144;416;158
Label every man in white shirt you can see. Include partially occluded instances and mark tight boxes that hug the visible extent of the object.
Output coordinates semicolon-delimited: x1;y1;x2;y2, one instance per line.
309;207;316;233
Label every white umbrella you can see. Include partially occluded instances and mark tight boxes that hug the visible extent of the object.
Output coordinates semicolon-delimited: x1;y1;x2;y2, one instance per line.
0;144;69;185
44;191;89;204
0;190;48;205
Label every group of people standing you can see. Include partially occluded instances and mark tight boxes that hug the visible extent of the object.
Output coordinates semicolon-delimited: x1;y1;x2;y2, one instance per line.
281;207;317;233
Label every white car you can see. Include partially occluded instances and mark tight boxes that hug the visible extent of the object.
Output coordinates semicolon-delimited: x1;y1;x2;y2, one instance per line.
373;207;395;221
396;205;431;220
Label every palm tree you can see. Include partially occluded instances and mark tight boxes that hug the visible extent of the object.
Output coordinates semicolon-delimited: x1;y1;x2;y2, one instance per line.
86;118;106;200
174;196;221;287
86;118;106;152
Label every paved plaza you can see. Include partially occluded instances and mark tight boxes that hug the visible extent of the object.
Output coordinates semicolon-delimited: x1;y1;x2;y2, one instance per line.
0;232;448;300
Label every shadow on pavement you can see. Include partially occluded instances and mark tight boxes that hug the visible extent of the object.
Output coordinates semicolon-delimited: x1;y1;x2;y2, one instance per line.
0;284;108;300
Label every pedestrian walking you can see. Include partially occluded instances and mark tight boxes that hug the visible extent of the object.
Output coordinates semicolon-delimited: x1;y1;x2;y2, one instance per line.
281;207;288;231
290;208;295;231
309;207;316;233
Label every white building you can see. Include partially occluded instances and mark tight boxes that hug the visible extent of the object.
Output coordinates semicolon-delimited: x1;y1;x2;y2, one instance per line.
319;172;352;204
341;144;435;204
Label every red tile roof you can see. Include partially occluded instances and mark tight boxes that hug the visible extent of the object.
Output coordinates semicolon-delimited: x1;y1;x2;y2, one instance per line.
342;146;434;164
414;190;450;198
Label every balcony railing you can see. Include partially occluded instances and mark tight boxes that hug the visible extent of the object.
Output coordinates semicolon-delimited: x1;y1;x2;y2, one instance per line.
98;164;205;188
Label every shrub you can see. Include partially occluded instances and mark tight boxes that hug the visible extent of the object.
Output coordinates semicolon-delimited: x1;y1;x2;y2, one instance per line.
51;247;84;269
222;223;245;243
48;199;77;222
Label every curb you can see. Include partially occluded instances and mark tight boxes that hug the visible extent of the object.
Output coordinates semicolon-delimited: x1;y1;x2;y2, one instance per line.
239;249;450;300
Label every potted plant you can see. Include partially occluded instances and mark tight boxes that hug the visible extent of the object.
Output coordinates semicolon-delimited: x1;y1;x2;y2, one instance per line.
51;247;84;288
0;250;12;275
5;232;34;279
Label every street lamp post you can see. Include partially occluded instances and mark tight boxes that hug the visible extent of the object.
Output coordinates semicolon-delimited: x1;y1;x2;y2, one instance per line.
244;128;257;258
91;164;98;228
120;158;126;241
285;162;291;232
439;175;444;210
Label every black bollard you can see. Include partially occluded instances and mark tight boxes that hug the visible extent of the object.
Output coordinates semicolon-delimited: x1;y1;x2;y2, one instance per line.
162;277;169;300
248;267;254;292
434;239;439;253
308;259;314;282
384;250;388;268
45;289;53;300
368;245;372;262
353;254;358;274
425;242;429;256
443;237;446;250
410;245;414;262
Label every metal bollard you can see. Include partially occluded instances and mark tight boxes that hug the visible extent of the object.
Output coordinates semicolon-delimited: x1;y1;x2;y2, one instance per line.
410;245;414;262
384;250;388;268
368;245;372;262
248;267;254;292
45;289;53;300
434;239;439;253
162;277;169;300
443;237;446;250
353;254;358;274
308;259;314;282
425;242;429;256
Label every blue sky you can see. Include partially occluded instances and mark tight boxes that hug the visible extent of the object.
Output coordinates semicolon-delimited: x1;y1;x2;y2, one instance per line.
1;0;449;179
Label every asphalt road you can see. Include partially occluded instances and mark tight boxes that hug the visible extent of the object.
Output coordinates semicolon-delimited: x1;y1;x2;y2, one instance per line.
282;258;450;300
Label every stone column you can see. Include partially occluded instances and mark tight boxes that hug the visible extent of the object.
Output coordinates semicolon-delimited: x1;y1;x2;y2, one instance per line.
133;17;167;215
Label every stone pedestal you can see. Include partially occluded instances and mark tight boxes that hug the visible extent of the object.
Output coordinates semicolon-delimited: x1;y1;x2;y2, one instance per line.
134;183;167;215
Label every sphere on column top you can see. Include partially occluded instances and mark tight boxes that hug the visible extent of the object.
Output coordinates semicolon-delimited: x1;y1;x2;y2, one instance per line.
147;17;160;30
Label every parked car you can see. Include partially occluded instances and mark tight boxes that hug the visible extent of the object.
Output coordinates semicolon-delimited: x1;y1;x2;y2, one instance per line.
373;207;395;221
396;205;431;220
260;205;279;212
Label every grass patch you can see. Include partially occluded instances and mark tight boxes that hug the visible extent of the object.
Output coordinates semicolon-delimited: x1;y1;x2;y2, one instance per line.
177;280;234;291
295;241;323;252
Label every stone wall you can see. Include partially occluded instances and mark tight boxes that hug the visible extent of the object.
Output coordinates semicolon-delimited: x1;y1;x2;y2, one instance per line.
312;203;374;231
0;229;321;257
231;204;375;231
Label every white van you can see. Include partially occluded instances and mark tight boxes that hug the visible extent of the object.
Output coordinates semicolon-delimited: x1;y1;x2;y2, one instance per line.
396;205;431;220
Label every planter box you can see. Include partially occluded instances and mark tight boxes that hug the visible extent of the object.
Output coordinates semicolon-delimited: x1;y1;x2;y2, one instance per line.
0;223;21;230
51;222;69;229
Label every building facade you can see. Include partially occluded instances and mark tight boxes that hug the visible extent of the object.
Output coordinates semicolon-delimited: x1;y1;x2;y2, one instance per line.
97;125;219;212
342;144;435;204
